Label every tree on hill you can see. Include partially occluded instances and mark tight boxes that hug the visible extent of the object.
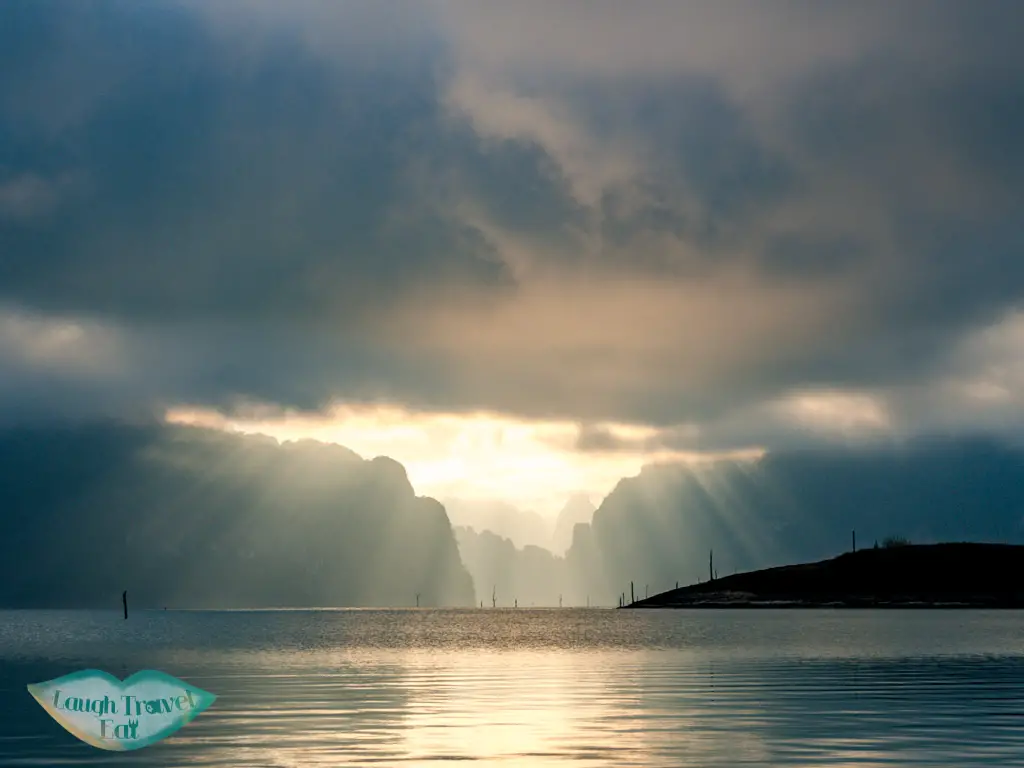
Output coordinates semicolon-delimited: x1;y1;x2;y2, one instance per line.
882;535;912;548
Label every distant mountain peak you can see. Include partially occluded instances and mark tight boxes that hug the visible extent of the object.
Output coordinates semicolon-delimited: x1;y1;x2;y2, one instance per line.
551;494;596;554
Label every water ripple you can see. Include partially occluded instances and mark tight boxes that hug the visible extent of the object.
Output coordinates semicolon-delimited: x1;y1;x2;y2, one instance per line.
2;610;1024;766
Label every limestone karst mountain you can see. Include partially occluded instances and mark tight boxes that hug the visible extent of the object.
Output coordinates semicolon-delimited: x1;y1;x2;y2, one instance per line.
0;421;476;608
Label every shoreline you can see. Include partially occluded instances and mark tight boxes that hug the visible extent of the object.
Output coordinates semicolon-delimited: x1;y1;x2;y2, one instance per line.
626;598;1024;609
620;542;1024;609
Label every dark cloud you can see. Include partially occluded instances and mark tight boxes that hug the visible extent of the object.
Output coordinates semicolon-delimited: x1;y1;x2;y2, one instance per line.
759;233;865;281
0;1;505;325
574;425;631;453
0;1;1023;441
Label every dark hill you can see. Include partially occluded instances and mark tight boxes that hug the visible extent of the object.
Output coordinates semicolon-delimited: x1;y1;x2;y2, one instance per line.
571;439;1024;607
625;543;1024;608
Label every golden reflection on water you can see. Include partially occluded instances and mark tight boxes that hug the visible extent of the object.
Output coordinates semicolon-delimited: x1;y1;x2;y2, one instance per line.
176;650;804;766
399;651;636;764
6;610;1024;766
172;645;1024;767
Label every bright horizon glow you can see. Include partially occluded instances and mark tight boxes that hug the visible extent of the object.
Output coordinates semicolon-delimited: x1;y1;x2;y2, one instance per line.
164;402;764;519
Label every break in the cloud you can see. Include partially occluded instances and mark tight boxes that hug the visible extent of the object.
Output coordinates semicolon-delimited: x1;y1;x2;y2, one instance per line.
1;0;1023;457
164;403;759;518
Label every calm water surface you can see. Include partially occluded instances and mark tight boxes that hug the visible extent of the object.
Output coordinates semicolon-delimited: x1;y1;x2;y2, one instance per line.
1;609;1023;766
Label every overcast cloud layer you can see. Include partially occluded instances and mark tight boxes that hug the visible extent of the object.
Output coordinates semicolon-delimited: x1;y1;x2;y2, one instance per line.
2;0;1023;449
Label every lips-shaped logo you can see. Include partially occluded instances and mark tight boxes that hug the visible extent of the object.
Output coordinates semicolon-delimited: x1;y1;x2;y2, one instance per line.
27;669;216;751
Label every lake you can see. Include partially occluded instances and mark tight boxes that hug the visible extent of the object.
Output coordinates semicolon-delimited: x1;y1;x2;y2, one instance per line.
1;609;1023;766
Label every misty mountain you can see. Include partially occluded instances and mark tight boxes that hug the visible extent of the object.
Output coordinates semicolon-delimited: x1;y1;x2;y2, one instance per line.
551;494;595;555
570;436;1024;605
453;526;566;607
0;421;476;608
443;498;552;549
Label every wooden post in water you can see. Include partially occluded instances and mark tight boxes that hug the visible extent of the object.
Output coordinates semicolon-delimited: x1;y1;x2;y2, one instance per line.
416;593;420;608
122;591;128;620
492;586;497;608
709;550;714;582
852;530;857;553
630;581;635;604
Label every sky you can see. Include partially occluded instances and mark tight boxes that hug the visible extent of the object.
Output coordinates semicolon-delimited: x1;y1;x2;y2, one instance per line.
2;1;1023;518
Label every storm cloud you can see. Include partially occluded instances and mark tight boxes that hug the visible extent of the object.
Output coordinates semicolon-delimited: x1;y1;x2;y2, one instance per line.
2;0;1023;446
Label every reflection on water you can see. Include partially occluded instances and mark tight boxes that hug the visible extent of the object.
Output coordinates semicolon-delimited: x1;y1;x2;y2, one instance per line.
1;609;1023;766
